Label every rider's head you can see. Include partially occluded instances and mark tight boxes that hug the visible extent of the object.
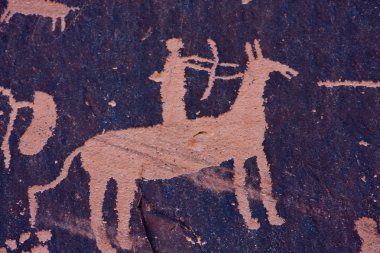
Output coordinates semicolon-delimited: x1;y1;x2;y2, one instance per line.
166;38;184;53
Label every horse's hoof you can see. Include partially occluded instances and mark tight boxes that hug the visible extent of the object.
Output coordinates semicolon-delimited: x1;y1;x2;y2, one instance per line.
246;218;261;230
35;230;52;244
268;215;285;226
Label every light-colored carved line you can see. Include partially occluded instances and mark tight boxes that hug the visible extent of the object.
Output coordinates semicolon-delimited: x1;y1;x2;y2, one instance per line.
0;87;16;171
216;73;244;80
219;63;240;67
183;56;215;64
29;147;82;227
185;63;212;72
318;81;380;88
202;39;219;100
242;0;252;4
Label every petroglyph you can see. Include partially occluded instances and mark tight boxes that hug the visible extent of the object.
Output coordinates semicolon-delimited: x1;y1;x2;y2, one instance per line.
0;87;57;171
355;217;380;253
359;140;369;147
19;232;31;244
318;81;380;88
28;38;298;252
149;38;242;123
0;0;80;32
1;230;52;253
31;245;49;253
242;0;252;4
4;239;17;250
35;230;52;244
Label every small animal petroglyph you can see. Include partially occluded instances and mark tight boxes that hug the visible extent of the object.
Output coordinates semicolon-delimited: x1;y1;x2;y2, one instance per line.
0;87;57;171
0;0;80;31
28;38;298;252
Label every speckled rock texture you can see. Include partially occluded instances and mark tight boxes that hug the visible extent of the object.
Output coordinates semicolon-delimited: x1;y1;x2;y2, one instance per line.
0;0;379;252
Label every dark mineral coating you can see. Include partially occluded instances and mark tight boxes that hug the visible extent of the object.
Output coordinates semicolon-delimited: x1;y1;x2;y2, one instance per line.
0;0;379;252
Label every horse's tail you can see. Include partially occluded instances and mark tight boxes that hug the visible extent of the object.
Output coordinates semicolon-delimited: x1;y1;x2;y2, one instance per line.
28;146;82;227
70;6;80;12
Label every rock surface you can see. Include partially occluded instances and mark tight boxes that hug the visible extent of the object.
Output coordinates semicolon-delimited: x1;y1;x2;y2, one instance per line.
0;0;379;252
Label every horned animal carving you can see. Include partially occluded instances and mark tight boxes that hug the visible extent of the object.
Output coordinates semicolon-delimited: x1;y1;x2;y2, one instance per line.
0;0;80;31
28;39;298;252
0;87;57;171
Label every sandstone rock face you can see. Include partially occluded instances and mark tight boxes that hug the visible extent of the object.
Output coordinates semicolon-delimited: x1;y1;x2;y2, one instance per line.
0;0;378;252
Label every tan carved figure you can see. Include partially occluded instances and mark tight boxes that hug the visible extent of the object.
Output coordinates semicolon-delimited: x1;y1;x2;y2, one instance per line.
149;38;243;123
0;87;57;171
0;0;80;32
318;81;380;88
28;39;298;252
355;217;380;253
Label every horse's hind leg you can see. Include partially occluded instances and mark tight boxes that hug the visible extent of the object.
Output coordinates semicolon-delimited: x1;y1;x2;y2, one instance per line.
233;159;260;229
115;178;137;250
51;17;57;31
256;150;285;225
89;178;116;253
60;16;66;32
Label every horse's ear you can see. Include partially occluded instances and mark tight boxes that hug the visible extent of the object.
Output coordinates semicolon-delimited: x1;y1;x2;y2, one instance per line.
245;42;255;62
18;91;57;156
253;40;263;59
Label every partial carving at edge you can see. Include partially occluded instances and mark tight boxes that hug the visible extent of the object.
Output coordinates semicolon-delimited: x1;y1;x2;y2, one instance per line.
318;81;380;88
355;217;380;253
242;0;252;4
0;0;80;32
0;87;57;171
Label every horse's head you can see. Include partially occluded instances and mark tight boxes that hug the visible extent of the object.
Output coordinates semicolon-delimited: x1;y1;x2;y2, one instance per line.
245;40;298;83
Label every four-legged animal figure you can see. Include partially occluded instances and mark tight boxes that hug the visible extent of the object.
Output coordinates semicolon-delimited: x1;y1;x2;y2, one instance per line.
28;39;298;252
0;0;79;31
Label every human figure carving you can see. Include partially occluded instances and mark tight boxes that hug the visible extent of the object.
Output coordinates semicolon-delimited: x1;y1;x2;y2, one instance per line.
0;87;57;171
28;38;298;252
0;0;80;32
149;38;242;123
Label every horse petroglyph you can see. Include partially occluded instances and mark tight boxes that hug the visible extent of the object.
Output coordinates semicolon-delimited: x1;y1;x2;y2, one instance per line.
28;38;298;252
0;87;57;171
0;0;80;32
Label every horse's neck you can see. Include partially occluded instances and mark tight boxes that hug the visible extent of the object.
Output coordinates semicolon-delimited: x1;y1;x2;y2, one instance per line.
224;73;268;122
